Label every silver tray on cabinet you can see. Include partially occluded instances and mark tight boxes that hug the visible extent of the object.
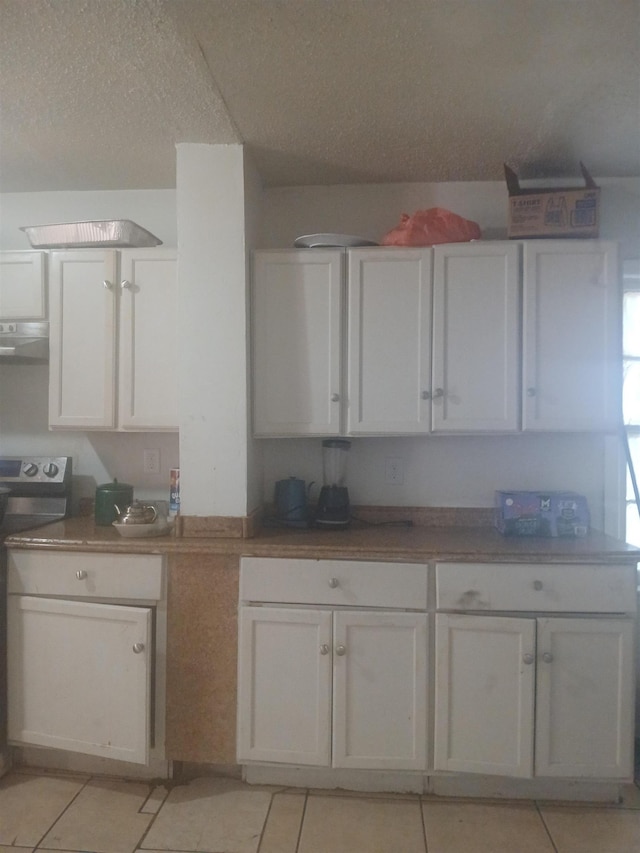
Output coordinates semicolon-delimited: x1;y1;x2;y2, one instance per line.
20;220;163;249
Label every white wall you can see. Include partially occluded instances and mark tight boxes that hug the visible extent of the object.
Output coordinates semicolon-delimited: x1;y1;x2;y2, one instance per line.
0;190;177;250
176;143;250;516
261;433;609;531
261;177;640;259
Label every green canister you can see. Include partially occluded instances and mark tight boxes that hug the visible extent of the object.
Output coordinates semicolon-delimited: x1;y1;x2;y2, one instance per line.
94;479;134;526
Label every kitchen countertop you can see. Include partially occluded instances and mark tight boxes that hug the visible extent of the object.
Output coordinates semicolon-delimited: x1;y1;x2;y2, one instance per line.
4;516;640;564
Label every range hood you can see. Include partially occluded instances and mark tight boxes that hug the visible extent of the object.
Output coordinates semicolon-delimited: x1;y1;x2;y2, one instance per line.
0;321;49;361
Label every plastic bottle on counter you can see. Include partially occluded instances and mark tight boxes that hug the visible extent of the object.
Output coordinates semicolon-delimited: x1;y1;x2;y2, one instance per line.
169;468;180;517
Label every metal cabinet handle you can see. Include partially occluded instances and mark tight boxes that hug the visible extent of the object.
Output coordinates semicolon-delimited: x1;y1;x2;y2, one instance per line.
527;387;536;397
102;280;113;290
120;279;132;290
533;580;543;591
132;643;145;654
331;393;340;402
75;570;87;580
432;388;444;398
421;390;431;400
542;652;554;664
319;644;330;656
328;577;339;588
335;644;346;656
522;653;534;665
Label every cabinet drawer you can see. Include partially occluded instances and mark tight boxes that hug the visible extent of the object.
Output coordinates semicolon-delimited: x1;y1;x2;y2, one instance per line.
8;550;164;601
436;562;637;614
240;557;428;609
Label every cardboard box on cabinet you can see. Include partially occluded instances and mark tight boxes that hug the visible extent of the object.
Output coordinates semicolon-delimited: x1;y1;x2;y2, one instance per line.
504;162;600;239
495;490;590;537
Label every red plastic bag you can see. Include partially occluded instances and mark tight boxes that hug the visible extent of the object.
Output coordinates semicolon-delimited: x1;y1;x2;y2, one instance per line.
381;207;481;247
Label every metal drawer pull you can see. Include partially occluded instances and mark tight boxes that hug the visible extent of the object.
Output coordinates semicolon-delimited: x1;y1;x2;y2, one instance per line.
132;643;145;654
75;570;88;580
102;280;113;290
522;653;534;665
542;652;554;664
432;387;444;398
335;644;346;656
319;644;330;655
328;577;339;588
331;393;340;402
120;279;132;290
533;580;543;591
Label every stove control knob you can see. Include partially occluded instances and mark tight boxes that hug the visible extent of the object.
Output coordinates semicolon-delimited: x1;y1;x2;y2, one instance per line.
43;463;59;478
23;462;39;477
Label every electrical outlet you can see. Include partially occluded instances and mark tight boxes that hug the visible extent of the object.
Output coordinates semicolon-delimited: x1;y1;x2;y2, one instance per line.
385;457;404;485
143;449;160;475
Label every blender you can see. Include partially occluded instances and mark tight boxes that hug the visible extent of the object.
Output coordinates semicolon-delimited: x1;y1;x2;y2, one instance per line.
315;439;351;528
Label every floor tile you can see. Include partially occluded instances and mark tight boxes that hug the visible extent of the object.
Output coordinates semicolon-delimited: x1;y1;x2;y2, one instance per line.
423;800;555;853
140;777;272;853
298;794;426;853
540;805;640;853
140;785;170;815
38;778;153;853
258;792;305;853
0;772;84;847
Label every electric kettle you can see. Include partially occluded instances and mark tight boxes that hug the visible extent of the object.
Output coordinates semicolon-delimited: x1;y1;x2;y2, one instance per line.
274;477;309;528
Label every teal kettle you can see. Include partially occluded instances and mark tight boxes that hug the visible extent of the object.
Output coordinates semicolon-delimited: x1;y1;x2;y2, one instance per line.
274;477;309;528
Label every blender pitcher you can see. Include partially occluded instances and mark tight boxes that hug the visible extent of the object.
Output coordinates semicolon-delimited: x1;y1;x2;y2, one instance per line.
315;439;351;527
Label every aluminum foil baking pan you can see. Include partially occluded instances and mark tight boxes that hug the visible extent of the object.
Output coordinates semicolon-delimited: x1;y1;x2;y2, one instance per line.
20;220;162;249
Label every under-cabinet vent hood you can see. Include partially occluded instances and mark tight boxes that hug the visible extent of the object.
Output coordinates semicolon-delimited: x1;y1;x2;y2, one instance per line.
0;321;49;361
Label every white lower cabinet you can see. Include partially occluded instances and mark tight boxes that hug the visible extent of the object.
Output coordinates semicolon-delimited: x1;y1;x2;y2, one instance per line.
7;550;166;767
434;562;637;781
8;596;152;764
237;558;429;771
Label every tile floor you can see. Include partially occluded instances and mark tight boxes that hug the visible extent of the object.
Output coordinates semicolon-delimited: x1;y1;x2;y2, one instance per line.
1;769;640;853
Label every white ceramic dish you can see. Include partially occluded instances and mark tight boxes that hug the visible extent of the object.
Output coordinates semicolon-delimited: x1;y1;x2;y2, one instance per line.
112;518;173;538
293;233;378;248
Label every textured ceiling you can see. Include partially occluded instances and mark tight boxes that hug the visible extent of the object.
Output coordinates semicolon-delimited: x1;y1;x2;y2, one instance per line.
0;0;639;192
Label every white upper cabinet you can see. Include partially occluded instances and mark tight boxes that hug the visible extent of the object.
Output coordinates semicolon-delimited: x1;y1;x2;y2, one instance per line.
118;249;179;430
432;242;520;432
252;250;343;436
347;248;432;434
252;240;619;437
49;248;177;430
0;251;47;319
49;251;117;428
522;241;620;431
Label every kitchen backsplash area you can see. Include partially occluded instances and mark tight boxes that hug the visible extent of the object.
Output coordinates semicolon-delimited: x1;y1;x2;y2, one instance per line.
0;361;179;514
260;433;610;531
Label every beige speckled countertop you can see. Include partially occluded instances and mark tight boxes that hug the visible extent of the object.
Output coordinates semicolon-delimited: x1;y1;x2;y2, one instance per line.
5;515;640;564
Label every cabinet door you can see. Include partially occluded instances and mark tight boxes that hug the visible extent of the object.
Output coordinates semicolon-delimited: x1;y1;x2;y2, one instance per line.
237;606;332;765
522;241;620;431
119;249;178;430
432;242;520;432
332;610;428;770
434;613;535;777
347;248;432;434
7;596;152;764
0;252;46;319
49;251;117;428
535;617;635;779
252;250;343;436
